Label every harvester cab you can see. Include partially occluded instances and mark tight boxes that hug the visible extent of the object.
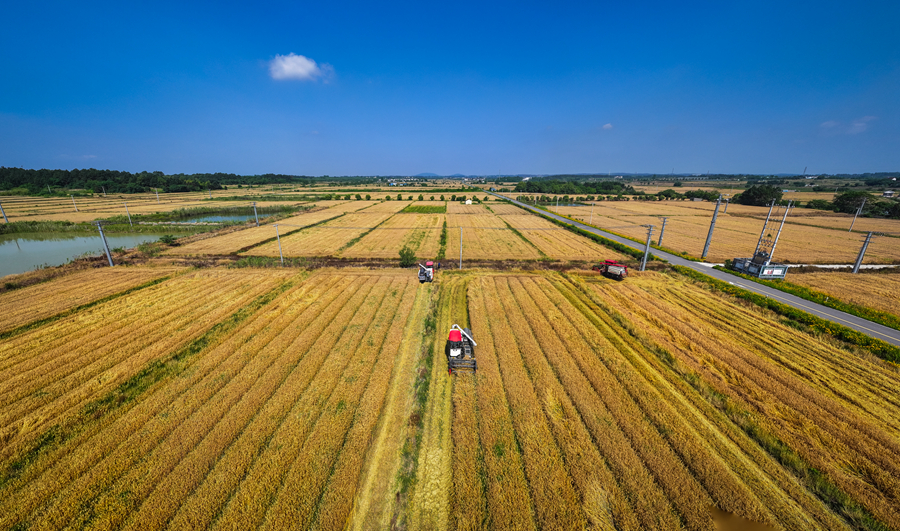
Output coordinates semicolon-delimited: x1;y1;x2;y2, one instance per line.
445;324;476;374
592;260;628;280
418;261;435;283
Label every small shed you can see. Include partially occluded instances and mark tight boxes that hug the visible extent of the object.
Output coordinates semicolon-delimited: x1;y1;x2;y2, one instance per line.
883;191;895;198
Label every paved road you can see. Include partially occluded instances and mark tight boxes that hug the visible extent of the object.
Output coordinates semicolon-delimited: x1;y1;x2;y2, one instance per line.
492;193;900;347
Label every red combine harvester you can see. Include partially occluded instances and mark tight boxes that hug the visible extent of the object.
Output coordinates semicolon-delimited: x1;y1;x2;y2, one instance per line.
593;260;629;280
418;261;435;283
445;324;476;374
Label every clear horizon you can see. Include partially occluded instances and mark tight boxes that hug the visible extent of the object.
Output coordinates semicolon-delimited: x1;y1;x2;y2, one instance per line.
2;1;898;176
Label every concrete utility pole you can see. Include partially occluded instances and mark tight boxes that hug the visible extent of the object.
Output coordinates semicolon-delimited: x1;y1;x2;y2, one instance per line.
701;196;722;259
640;225;654;271
0;201;8;223
275;224;284;266
70;195;79;212
124;202;132;227
459;227;463;269
48;185;52;194
658;217;668;246
589;203;594;226
556;196;559;213
154;189;160;203
102;186;107;197
94;222;114;267
208;189;212;199
849;198;867;232
852;232;874;274
723;198;730;213
252;202;259;227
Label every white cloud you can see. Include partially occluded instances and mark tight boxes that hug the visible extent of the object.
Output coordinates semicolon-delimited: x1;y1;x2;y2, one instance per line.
269;53;333;81
602;123;613;130
848;116;876;135
820;120;839;128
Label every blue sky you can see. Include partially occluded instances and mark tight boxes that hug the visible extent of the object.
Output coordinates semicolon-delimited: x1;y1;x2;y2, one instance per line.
1;1;898;175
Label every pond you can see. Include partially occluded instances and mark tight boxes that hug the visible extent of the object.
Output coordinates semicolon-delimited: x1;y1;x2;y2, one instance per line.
0;232;174;278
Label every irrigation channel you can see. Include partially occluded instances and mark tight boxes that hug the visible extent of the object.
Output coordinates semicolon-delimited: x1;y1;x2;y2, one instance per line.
492;192;900;348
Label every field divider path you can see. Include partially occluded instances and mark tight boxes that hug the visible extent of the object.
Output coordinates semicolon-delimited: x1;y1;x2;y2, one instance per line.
482;276;587;529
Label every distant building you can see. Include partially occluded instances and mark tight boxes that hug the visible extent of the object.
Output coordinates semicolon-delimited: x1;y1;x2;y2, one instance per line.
884;191;895;198
465;199;472;205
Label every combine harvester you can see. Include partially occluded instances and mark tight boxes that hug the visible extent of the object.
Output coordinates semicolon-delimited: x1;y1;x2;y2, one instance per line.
418;261;435;283
445;324;476;375
593;260;629;280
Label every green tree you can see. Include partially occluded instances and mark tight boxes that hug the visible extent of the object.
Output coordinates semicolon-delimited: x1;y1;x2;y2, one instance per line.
734;185;782;206
451;195;457;201
833;191;875;214
398;245;416;267
418;194;424;200
355;194;362;200
397;193;402;200
365;194;371;200
440;195;445;201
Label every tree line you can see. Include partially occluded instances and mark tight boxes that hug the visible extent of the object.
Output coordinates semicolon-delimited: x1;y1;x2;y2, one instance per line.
0;167;314;195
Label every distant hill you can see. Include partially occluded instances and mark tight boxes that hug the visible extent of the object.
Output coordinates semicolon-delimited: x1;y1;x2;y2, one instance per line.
415;173;439;177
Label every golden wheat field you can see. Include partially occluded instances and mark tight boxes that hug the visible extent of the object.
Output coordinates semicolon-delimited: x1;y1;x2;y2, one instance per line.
0;268;429;531
444;213;542;260
787;271;900;316
249;211;397;257
167;201;361;255
552;203;900;263
1;266;898;530
413;270;900;531
342;213;444;259
0;265;182;333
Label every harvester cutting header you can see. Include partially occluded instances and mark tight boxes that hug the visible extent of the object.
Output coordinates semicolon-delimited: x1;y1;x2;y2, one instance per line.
445;324;476;374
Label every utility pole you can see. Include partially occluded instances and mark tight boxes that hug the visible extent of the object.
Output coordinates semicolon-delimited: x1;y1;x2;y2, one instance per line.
48;185;52;194
849;198;867;232
766;201;792;266
556;196;559;213
589;203;594;226
94;222;114;267
154;189;160;203
640;225;654;271
124;202;132;227
70;195;79;212
658;217;668;246
754;201;776;257
701;196;722;259
852;232;874;274
252;202;259;227
459;227;463;269
275;224;284;266
208;189;212;199
102;186;107;197
723;198;729;213
0;201;8;223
